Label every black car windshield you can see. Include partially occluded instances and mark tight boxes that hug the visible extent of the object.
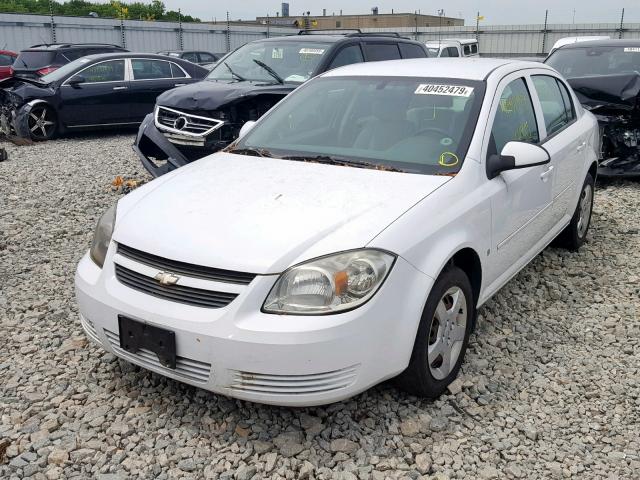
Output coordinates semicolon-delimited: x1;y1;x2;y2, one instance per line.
14;51;56;69
40;56;94;83
546;45;640;77
235;76;485;175
207;41;331;84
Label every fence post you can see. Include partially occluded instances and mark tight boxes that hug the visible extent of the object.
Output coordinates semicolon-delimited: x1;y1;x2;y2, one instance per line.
120;16;126;48
178;8;183;50
541;9;548;55
618;8;625;39
266;13;270;38
49;0;56;43
226;12;231;52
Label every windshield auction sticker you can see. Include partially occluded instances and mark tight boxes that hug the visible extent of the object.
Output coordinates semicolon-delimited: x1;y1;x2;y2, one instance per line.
624;47;640;52
415;84;474;97
299;48;325;55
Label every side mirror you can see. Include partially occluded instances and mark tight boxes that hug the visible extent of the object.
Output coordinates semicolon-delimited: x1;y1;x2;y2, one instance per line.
487;141;550;180
238;120;256;138
68;75;86;87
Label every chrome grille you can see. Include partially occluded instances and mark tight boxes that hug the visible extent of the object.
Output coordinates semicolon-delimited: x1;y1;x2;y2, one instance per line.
155;106;224;137
115;264;238;309
104;329;211;383
228;366;359;395
117;244;256;285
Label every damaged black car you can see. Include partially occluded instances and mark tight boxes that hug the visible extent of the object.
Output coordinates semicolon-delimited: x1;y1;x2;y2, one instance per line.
135;31;429;177
0;53;207;141
546;39;640;177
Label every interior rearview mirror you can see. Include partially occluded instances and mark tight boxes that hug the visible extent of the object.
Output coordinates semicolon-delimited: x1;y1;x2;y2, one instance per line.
68;75;86;87
487;141;550;180
238;120;256;138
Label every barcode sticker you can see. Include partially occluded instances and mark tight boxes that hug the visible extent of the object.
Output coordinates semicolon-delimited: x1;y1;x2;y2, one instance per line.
415;84;474;97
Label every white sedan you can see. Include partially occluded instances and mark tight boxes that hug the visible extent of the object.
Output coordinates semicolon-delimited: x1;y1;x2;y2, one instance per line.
76;58;599;406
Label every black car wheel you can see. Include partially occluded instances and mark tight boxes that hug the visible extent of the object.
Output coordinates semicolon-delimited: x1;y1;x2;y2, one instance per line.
396;266;474;398
557;173;595;251
27;104;57;141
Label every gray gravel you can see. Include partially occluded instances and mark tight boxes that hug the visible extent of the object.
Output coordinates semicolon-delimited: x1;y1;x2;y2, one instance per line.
1;134;639;479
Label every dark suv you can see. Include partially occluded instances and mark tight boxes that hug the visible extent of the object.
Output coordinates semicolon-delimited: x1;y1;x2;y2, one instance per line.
12;43;128;79
135;31;430;177
157;50;225;66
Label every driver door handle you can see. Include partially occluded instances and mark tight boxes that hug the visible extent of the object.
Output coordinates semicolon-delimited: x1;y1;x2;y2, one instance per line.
540;165;554;181
113;86;128;91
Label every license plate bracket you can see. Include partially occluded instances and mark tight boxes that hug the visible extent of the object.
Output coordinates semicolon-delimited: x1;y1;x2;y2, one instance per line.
118;315;176;369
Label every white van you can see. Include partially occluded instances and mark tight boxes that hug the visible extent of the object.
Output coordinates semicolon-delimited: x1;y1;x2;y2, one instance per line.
425;38;479;58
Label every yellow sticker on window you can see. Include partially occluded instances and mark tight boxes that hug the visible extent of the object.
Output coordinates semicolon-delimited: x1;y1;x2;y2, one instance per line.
439;152;459;167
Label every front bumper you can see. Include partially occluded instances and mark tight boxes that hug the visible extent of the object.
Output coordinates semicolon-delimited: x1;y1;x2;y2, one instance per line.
75;248;432;406
134;113;233;178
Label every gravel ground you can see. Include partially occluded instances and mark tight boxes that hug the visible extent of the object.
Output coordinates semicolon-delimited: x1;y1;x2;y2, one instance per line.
1;134;639;480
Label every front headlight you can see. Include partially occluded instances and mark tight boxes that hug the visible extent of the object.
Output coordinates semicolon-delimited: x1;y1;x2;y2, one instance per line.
89;204;117;268
263;249;395;315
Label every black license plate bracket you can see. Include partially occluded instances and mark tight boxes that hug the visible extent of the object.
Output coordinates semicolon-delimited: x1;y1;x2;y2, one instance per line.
118;315;176;369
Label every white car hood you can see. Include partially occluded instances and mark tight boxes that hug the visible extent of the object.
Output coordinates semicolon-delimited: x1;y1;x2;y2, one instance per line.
114;153;449;274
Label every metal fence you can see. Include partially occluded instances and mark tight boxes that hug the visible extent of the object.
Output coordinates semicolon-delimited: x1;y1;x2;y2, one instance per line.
2;12;640;57
0;13;298;53
368;23;640;57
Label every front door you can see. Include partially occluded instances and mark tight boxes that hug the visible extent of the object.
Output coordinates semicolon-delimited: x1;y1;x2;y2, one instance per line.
483;74;554;290
59;59;130;127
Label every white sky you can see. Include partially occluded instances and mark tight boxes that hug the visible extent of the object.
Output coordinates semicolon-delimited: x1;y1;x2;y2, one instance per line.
161;1;637;25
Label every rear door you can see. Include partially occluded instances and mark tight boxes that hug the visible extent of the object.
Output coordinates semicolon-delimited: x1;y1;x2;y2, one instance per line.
529;72;586;225
59;59;130;127
128;58;190;121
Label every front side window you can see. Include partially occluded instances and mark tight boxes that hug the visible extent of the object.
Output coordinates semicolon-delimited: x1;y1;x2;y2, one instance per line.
132;59;172;80
235;76;485;175
71;60;125;83
363;44;401;61
532;75;571;136
328;45;364;70
208;41;331;84
490;78;539;155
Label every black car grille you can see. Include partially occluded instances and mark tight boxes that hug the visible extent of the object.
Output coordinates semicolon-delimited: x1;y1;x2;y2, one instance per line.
115;264;238;309
117;243;256;285
155;106;223;136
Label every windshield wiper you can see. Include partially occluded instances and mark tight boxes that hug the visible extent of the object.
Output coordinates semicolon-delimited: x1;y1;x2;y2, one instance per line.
252;59;285;84
281;155;405;172
224;62;246;82
228;147;273;157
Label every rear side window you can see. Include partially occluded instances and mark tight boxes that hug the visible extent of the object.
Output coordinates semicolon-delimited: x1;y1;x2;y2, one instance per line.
557;80;576;123
532;75;572;136
328;45;364;70
471;44;478;54
170;63;187;78
463;45;471;55
490;77;539;155
199;52;216;62
61;49;87;61
363;44;401;62
72;60;125;83
0;54;14;66
182;52;198;63
132;59;173;80
448;47;460;57
14;51;56;69
399;43;427;58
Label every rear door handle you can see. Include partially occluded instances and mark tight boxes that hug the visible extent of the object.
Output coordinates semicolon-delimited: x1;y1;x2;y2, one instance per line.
576;141;586;152
113;86;128;91
540;165;554;181
174;83;186;87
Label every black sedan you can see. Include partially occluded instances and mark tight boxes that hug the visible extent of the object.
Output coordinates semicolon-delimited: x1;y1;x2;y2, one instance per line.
0;53;208;140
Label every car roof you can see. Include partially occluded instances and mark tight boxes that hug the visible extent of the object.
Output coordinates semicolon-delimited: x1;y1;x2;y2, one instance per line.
556;38;640;49
80;52;192;61
25;43;124;51
322;57;548;81
257;34;420;44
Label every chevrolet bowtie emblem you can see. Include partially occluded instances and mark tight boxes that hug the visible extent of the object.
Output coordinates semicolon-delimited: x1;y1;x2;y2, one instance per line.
154;271;180;286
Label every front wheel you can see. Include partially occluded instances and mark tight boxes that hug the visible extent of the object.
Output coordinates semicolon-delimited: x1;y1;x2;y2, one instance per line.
396;266;474;398
557;173;594;251
27;104;57;141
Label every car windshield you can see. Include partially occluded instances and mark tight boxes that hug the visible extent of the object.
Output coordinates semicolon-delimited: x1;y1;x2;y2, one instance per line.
14;51;56;69
40;56;94;82
207;40;331;84
546;45;640;78
235;76;485;175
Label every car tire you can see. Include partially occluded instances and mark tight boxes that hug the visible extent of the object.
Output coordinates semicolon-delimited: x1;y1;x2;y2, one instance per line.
27;104;57;141
396;266;474;398
557;173;594;251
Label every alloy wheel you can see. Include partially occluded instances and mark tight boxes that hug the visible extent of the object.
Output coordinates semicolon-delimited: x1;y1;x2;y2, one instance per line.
577;183;593;239
427;286;467;380
27;106;56;140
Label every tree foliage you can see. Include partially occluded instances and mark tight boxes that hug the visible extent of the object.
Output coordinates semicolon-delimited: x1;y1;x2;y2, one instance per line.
0;0;200;22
